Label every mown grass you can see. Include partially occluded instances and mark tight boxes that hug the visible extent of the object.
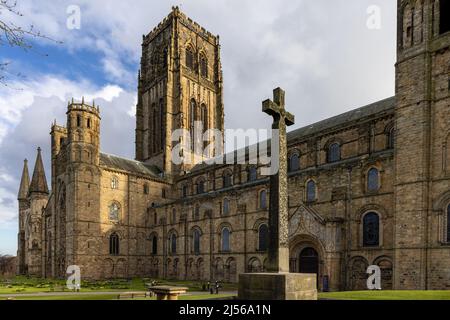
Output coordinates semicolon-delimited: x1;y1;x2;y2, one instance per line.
319;290;450;300
0;293;235;301
0;276;237;295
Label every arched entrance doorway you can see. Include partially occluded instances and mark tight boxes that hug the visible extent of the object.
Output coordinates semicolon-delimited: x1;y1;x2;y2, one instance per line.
299;247;320;288
290;236;325;291
299;247;319;275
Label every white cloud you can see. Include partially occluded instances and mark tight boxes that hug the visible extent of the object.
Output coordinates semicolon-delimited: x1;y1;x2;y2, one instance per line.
0;186;17;228
0;74;136;243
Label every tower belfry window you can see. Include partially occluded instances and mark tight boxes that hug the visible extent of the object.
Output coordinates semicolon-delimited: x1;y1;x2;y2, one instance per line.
200;55;208;78
159;99;164;151
440;0;450;34
186;47;194;70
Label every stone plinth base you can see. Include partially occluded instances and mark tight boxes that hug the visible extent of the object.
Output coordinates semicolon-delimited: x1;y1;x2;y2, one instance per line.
149;286;188;300
238;273;317;300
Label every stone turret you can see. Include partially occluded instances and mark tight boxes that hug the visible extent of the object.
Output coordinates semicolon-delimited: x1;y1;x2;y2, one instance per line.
29;148;49;195
26;147;49;276
16;159;30;274
18;159;30;200
64;99;102;274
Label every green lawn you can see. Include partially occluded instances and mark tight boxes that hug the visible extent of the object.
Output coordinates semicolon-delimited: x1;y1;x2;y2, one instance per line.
0;276;237;294
319;290;450;300
1;294;120;300
0;276;237;300
0;293;235;301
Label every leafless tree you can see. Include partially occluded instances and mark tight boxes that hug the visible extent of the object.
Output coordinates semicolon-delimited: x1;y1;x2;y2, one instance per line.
0;0;61;87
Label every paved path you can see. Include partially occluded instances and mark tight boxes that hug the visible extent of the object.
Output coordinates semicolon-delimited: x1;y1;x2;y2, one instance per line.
0;290;237;298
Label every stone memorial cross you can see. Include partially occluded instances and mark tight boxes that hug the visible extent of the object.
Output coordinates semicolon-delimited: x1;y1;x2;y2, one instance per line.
262;87;295;273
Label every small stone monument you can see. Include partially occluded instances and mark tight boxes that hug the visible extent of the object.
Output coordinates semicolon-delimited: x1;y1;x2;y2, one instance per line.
238;88;318;300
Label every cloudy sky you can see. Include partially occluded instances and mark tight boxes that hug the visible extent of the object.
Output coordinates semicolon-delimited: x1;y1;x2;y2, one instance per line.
0;0;397;255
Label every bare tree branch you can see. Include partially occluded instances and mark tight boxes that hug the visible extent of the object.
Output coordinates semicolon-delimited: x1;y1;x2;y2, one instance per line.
0;0;62;87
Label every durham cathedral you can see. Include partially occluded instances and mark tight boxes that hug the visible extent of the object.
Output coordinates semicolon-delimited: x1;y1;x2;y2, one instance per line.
16;1;450;291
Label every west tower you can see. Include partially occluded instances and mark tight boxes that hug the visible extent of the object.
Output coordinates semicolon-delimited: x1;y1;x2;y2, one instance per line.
394;0;450;289
135;6;224;177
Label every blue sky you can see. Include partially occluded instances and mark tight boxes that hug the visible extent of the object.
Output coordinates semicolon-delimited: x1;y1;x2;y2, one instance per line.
0;0;397;255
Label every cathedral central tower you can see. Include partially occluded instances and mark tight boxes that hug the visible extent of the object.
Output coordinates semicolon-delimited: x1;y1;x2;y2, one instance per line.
135;6;224;177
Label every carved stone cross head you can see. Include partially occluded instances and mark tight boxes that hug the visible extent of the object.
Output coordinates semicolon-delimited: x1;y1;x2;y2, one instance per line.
262;87;295;127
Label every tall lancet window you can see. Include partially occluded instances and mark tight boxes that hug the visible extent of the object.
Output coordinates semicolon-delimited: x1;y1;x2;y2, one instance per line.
440;0;450;35
152;104;157;154
193;229;201;254
447;204;450;243
190;99;197;152
186;47;194;70
159;98;164;151
109;233;119;255
363;212;380;247
201;104;208;132
200;54;208;78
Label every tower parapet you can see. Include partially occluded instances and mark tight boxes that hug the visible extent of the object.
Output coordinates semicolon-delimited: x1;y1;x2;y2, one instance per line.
66;98;101;166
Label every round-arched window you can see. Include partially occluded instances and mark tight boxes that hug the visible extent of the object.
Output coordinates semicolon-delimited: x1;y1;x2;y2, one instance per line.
109;202;120;221
367;168;380;191
328;143;341;163
363;212;380;247
306;180;317;202
258;224;269;251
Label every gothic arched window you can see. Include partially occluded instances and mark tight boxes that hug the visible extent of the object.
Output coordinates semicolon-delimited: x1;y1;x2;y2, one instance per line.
248;166;257;182
223;198;230;216
223;171;233;188
109;233;119;255
170;233;177;254
200;54;208;78
111;176;119;189
152;104;157;153
159;98;164;150
289;153;300;172
388;127;395;149
440;0;450;35
109;202;120;221
328;143;341;163
306;180;317;202
162;47;168;68
152;235;158;255
258;224;269;251
259;190;267;209
221;228;231;252
447;204;450;242
189;99;197;152
367;168;380;192
182;185;188;198
363;212;380;247
193;229;201;254
197;179;205;194
186;47;194;69
201;104;208;132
